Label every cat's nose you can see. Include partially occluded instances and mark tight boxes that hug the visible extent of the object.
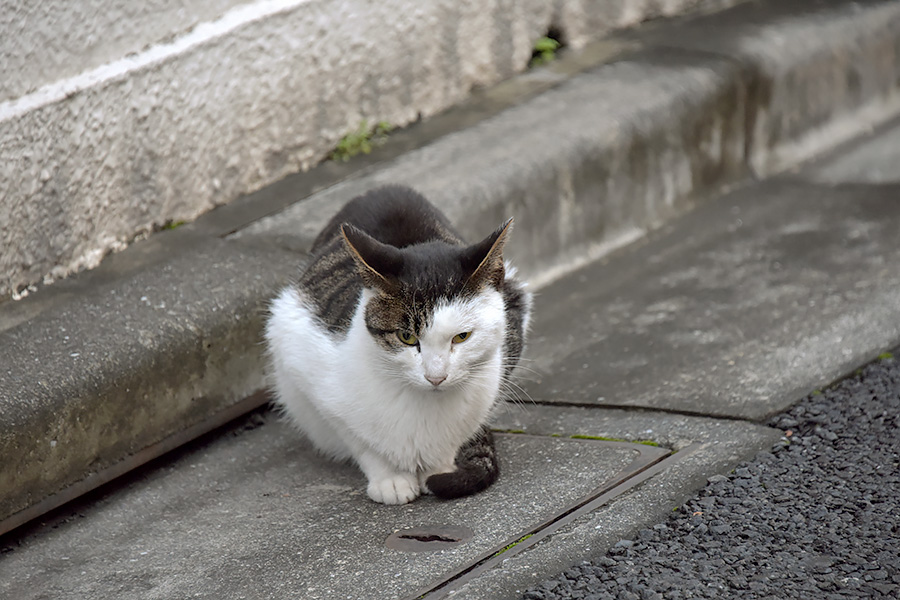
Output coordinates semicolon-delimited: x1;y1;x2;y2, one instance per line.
425;374;447;387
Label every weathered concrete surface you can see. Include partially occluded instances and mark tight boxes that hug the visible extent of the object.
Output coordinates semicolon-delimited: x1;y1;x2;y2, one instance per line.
525;178;900;420
0;417;661;600
627;0;900;176
1;0;734;104
456;406;782;600
0;238;297;530
0;0;739;299
4;114;899;600
232;50;749;284
232;0;900;289
0;0;246;103
0;406;777;600
4;0;900;541
806;114;900;184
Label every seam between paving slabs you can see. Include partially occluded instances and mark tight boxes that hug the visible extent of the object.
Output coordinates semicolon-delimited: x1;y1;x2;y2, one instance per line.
402;435;700;600
520;399;762;423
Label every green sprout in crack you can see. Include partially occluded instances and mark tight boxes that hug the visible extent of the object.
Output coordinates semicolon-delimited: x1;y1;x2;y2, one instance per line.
330;120;393;162
570;434;660;447
162;220;186;231
530;36;561;67
493;533;533;557
878;351;894;360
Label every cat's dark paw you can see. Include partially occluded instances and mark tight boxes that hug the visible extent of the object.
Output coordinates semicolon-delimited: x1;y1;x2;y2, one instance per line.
426;457;499;500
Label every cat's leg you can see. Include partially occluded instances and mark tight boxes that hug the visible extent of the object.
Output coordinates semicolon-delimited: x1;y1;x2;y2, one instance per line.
356;451;420;505
421;426;500;499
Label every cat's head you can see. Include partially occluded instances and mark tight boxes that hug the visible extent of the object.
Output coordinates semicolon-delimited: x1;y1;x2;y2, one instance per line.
341;220;513;391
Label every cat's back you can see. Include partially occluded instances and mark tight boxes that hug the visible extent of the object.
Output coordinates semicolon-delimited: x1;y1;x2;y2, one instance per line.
311;185;462;251
298;186;463;333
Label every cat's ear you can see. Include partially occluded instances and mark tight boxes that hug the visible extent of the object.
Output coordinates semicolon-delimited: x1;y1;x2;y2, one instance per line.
340;224;403;291
462;218;513;291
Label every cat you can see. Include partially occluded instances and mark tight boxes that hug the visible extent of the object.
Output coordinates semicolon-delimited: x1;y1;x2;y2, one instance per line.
264;185;531;504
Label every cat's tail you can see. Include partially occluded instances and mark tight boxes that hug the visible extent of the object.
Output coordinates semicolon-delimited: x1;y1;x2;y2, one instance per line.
426;426;499;499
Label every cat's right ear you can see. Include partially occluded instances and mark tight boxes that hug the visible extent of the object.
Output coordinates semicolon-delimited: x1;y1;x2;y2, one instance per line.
461;218;513;291
340;224;403;292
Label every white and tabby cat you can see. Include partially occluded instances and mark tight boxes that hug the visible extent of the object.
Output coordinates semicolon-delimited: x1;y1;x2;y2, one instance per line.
265;185;531;504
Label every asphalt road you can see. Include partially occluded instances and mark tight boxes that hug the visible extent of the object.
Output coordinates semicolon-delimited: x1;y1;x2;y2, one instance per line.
522;352;900;599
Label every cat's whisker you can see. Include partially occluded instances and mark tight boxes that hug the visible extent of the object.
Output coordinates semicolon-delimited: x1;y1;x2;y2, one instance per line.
498;365;542;386
499;379;536;406
494;395;530;415
505;362;541;376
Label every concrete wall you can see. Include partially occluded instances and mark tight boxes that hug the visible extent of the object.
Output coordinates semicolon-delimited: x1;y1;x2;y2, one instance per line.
0;0;738;299
0;0;250;103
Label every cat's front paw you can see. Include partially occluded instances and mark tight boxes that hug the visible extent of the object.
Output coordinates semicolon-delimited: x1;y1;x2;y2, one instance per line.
367;473;420;505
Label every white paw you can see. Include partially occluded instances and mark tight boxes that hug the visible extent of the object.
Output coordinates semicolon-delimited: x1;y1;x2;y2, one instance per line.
367;473;420;505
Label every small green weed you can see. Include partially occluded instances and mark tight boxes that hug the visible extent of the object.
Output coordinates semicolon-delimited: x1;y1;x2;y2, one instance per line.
570;434;659;447
878;351;894;360
162;220;186;231
330;120;393;162
493;534;533;557
529;36;561;67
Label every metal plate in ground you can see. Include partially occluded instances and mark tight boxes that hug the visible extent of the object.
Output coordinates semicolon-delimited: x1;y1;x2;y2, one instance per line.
0;417;667;600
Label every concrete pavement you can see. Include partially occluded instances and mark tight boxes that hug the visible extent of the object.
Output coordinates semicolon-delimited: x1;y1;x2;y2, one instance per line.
4;117;900;598
2;0;900;598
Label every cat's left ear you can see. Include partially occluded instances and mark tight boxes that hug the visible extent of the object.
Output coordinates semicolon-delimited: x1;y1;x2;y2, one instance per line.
340;224;403;292
462;218;513;291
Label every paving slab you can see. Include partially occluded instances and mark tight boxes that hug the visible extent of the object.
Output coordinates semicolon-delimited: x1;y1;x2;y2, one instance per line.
524;177;900;420
0;402;779;600
452;405;782;600
0;401;779;600
0;412;666;600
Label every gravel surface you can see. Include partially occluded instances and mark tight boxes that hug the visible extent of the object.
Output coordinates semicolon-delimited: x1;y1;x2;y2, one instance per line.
522;354;900;600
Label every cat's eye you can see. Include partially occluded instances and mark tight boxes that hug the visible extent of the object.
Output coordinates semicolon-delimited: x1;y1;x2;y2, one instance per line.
397;330;418;346
452;332;471;344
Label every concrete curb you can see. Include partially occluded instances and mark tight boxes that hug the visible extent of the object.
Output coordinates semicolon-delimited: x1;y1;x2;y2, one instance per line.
2;0;899;535
0;0;735;299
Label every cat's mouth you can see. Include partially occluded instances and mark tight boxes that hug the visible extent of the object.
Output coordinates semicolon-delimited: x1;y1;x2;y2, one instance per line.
420;379;453;393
